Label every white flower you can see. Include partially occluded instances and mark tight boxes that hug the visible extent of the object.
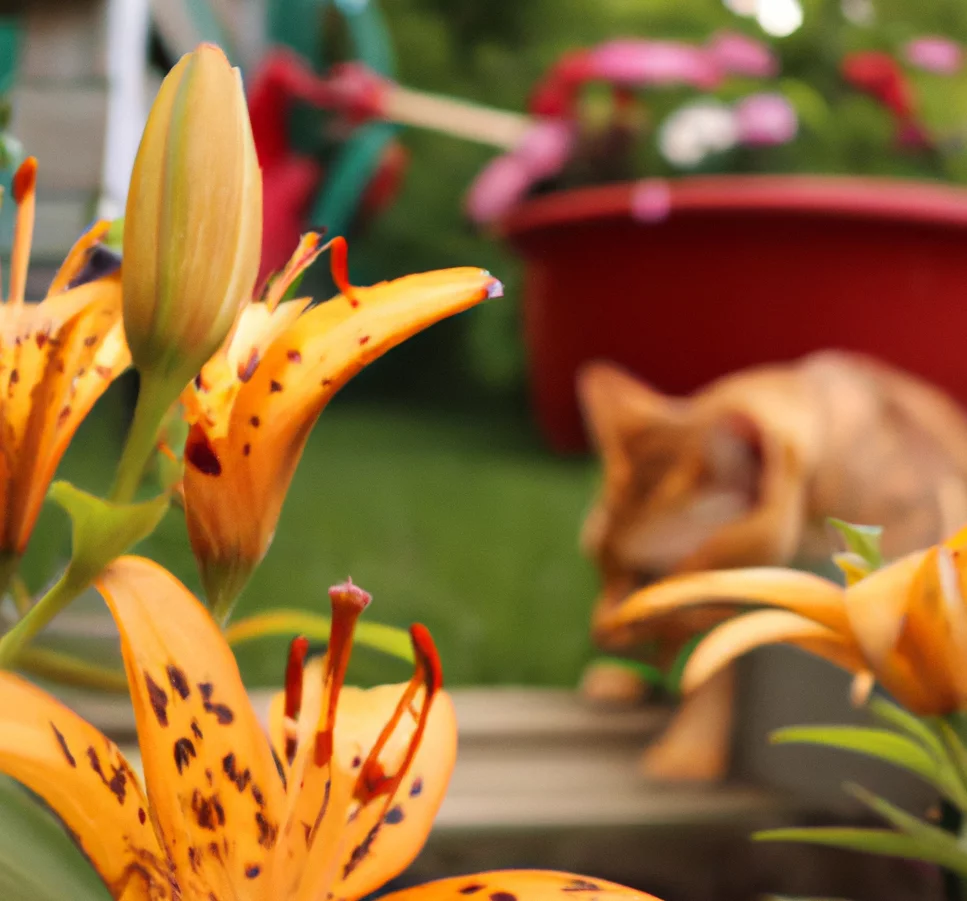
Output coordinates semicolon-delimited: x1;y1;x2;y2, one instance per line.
659;100;738;168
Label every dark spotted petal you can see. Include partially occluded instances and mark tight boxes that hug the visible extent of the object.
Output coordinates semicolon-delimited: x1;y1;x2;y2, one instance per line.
324;685;457;901
95;557;284;900
183;267;500;605
0;672;170;901
377;871;664;901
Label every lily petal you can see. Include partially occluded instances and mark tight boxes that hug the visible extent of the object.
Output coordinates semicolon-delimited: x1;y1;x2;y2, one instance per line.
183;267;500;597
682;609;868;693
0;278;128;553
0;672;170;901
46;220;113;296
328;685;457;901
843;550;926;669
378;871;663;901
599;568;849;646
10;285;129;552
896;546;967;709
95;556;284;899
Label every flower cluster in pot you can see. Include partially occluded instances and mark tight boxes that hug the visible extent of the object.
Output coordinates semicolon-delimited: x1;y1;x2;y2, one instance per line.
0;43;664;901
465;15;967;227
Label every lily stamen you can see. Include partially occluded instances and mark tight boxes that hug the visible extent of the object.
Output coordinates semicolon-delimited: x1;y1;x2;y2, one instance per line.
8;158;36;308
355;624;442;807
321;236;359;309
283;635;310;765
315;581;372;767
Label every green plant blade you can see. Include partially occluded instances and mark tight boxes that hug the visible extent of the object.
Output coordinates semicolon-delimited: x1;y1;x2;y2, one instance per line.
225;610;415;663
868;696;947;759
49;481;169;590
754;826;967;874
771;726;954;798
0;775;110;901
827;519;883;569
937;719;967;792
845;783;967;876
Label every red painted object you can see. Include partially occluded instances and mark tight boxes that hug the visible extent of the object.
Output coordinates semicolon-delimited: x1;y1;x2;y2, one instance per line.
502;176;967;452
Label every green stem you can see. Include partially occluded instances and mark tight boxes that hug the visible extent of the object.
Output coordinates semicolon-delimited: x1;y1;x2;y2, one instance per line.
9;575;31;618
225;609;415;662
109;374;175;504
18;647;128;693
0;575;81;669
943;714;967;901
0;552;20;611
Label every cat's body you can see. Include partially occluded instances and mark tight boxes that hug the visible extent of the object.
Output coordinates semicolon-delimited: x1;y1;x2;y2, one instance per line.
578;351;967;779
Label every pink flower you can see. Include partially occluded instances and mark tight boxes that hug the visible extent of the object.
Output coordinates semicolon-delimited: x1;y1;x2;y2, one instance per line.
465;155;534;225
515;119;577;180
631;179;672;222
707;31;779;78
588;40;723;90
734;92;798;146
465;119;577;224
904;37;964;75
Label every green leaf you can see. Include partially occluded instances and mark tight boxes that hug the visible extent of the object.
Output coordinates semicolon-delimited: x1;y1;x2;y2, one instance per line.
827;519;884;570
0;484;171;669
0;775;110;901
48;481;168;591
665;632;703;696
225;610;415;663
936;720;967;802
754;826;967;874
868;696;948;760
844;782;967;876
770;726;959;801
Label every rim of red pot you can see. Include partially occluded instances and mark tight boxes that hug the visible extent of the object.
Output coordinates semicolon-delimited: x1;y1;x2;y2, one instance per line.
499;174;967;240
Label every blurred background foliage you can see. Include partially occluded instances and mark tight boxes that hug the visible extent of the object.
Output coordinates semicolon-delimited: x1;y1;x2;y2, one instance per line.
13;0;967;692
326;0;967;404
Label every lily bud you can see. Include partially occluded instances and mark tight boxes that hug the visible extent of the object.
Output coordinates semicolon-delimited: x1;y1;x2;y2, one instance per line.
122;43;262;391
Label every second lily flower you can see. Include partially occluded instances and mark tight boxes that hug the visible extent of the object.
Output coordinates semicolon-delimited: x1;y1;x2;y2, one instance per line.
598;525;967;715
180;234;500;619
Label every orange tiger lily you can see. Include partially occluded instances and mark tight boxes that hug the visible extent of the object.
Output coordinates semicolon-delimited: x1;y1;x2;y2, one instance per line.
0;158;129;560
0;555;658;901
598;526;967;716
181;233;501;617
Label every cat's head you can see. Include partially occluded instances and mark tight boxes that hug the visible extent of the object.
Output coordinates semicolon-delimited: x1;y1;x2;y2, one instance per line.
578;361;765;650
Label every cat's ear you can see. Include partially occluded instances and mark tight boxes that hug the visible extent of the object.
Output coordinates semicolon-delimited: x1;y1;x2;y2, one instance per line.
704;411;765;500
577;361;676;458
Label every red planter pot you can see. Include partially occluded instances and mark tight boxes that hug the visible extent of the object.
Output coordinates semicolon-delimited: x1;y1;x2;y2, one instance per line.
502;176;967;452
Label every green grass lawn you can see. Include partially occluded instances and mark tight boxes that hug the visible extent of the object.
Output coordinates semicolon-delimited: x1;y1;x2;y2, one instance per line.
22;386;603;689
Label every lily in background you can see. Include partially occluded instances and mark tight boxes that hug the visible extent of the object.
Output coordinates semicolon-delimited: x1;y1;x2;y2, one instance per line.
180;233;501;620
0;555;659;901
0;158;128;569
598;524;967;716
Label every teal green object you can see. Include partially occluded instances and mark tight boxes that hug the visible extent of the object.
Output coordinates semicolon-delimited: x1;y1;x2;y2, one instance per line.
309;121;398;239
267;0;400;238
182;0;233;57
0;16;21;257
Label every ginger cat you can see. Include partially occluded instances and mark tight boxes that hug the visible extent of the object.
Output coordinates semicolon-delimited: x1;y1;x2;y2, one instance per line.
578;350;967;781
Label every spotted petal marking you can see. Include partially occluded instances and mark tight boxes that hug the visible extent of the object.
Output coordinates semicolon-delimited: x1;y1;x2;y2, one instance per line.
0;672;170;901
0;276;127;552
182;266;500;584
96;557;284;901
377;870;664;901
328;685;457;901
